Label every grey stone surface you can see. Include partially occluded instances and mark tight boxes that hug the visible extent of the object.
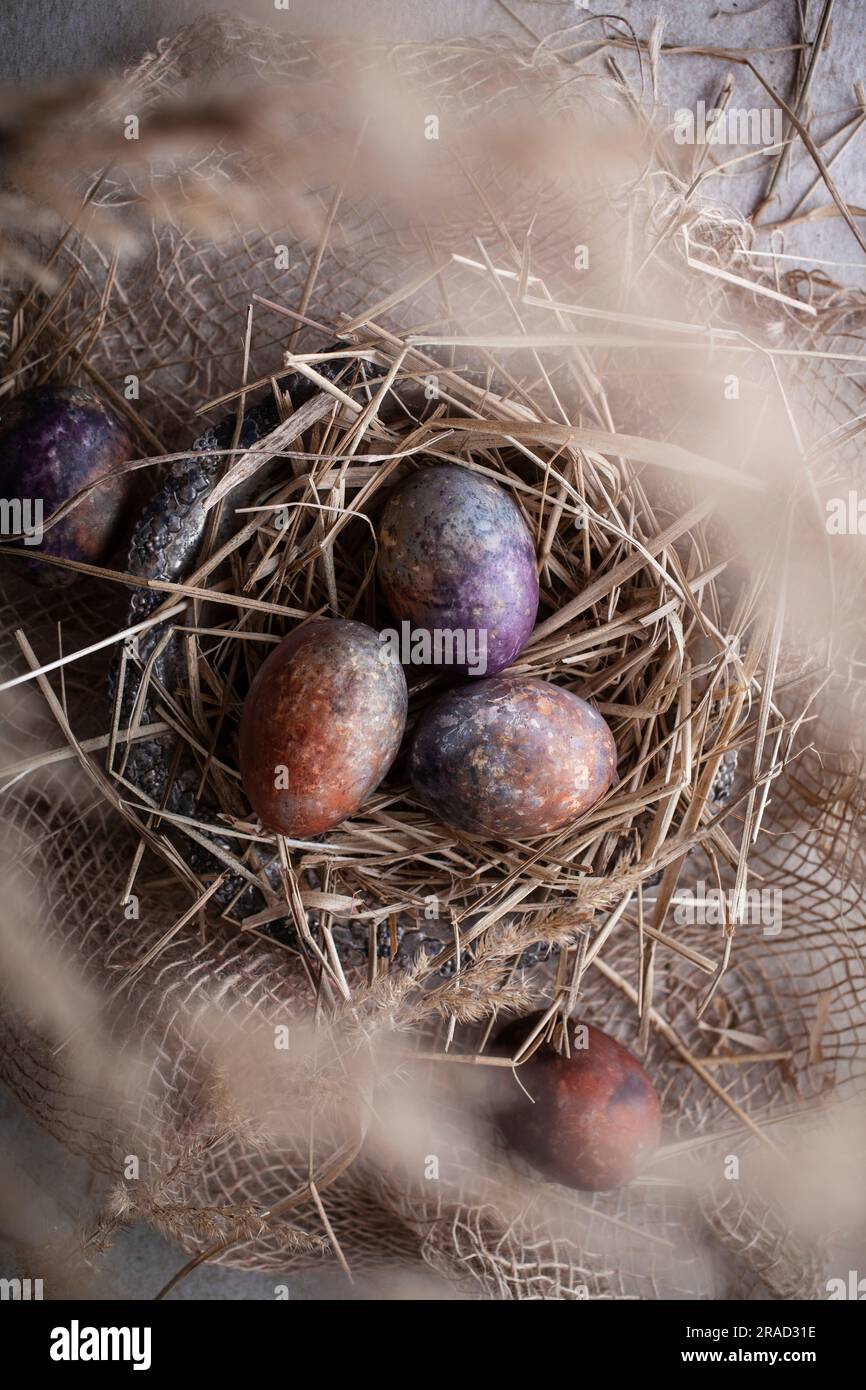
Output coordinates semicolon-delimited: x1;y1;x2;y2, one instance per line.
2;2;863;273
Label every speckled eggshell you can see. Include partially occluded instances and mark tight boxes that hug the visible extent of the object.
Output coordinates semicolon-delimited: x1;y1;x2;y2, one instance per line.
493;1013;661;1191
239;618;408;838
377;464;539;677
0;386;136;583
408;675;616;838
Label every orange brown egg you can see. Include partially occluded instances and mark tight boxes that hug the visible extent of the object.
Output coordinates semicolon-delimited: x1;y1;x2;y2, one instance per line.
492;1013;661;1191
239;618;407;838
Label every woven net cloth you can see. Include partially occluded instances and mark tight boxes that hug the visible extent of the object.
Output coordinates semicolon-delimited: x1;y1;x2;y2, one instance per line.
1;15;865;1299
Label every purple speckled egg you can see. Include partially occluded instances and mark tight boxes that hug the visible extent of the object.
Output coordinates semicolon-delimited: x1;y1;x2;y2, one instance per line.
377;464;538;677
239;618;408;839
0;385;137;583
408;675;617;838
492;1013;661;1191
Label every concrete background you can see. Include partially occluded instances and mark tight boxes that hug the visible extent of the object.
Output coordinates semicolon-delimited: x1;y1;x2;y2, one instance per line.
1;0;864;1300
2;0;863;273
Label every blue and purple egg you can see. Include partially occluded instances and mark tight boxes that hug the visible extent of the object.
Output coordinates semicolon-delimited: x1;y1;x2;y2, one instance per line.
377;464;539;677
0;385;137;583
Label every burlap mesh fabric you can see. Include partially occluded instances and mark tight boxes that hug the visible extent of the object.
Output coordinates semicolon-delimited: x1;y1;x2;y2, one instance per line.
1;14;864;1299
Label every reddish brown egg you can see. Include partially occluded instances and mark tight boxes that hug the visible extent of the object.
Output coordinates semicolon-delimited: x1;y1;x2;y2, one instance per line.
239;618;407;838
408;675;617;839
492;1013;661;1191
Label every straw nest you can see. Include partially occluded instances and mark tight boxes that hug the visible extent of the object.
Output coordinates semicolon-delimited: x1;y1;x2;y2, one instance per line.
5;306;793;1058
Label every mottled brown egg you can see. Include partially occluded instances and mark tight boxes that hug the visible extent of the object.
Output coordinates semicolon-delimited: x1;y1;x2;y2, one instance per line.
408;675;616;838
239;619;407;838
493;1013;661;1191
